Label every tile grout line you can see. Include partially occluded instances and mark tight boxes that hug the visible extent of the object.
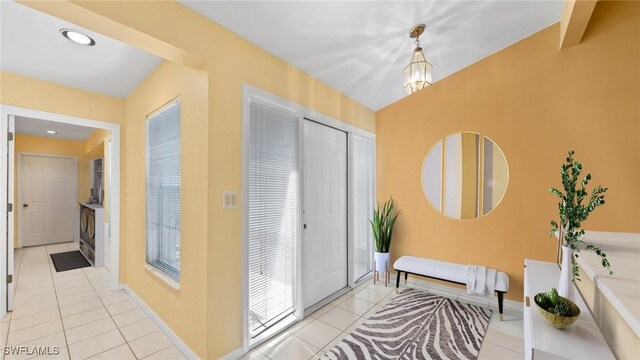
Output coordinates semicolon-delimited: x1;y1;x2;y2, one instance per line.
481;340;525;356
6;246;29;335
134;330;176;360
316;283;396;357
478;340;524;357
6;250;60;342
301;281;388;358
85;266;141;360
3;249;64;356
2;248;24;360
47;247;73;360
481;326;525;355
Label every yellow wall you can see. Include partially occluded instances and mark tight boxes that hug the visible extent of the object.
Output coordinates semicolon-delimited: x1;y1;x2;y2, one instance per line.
13;135;85;246
0;73;122;228
12;132;112;248
3;61;120;246
376;1;640;302
1;65;208;355
0;72;124;125
123;60;209;357
82;129;111;222
4;0;637;358
1;72;120;232
17;2;376;357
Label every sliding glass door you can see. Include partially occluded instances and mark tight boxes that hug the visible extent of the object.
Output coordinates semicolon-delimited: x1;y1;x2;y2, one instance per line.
247;99;299;339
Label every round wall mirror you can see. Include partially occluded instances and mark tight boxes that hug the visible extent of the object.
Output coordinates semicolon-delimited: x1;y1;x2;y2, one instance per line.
422;132;509;220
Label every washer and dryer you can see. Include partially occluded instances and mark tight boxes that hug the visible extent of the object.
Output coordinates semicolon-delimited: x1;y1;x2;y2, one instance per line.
78;203;104;267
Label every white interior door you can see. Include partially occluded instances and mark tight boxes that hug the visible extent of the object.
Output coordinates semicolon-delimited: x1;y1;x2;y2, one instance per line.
21;155;76;247
302;120;348;309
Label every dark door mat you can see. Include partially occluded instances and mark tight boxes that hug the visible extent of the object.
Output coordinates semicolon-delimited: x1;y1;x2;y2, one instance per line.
50;250;91;272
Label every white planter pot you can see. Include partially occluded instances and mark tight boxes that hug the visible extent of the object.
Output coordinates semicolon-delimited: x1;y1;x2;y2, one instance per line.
558;245;575;300
374;251;390;273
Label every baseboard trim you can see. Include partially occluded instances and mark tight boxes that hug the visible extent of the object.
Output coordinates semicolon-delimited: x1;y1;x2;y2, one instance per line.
121;285;199;360
220;347;243;360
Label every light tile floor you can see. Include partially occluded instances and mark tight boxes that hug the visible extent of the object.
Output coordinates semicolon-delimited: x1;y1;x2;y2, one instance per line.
1;245;524;360
0;243;186;360
243;278;524;360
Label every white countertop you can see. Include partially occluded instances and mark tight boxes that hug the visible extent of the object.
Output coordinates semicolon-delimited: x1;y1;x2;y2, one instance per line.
79;202;104;210
575;231;640;337
525;259;614;359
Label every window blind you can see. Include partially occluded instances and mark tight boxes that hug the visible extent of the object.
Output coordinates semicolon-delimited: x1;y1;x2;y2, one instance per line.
248;99;299;338
146;100;181;282
353;136;375;281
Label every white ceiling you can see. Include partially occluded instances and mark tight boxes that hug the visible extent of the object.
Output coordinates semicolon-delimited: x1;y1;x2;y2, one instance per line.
0;1;163;99
181;0;563;110
15;116;96;141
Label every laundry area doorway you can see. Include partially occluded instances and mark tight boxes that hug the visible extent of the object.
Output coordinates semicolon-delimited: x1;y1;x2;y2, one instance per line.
0;106;122;318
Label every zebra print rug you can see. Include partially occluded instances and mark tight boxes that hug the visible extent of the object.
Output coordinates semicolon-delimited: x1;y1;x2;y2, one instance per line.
324;288;491;360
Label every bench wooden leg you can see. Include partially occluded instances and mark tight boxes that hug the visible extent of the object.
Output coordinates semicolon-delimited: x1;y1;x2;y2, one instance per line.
396;270;401;294
404;272;408;285
498;292;504;321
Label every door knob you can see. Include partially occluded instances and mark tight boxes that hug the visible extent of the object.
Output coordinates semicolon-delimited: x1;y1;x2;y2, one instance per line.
303;224;307;229
22;204;28;208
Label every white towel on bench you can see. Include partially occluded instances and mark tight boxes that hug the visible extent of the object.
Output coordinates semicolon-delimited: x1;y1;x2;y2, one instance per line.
467;265;497;298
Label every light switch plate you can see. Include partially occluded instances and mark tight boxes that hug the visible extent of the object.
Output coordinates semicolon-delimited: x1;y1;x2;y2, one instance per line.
222;191;237;209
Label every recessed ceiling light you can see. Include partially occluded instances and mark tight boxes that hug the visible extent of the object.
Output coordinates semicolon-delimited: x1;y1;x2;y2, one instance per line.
60;28;95;46
46;130;58;134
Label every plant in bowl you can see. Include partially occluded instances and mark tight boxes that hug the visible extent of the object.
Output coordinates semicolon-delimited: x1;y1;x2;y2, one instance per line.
534;288;581;329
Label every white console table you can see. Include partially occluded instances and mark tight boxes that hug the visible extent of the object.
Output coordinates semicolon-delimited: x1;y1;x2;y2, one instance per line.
524;259;614;359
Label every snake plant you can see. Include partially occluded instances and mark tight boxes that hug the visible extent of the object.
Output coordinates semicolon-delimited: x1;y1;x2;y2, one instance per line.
370;198;399;253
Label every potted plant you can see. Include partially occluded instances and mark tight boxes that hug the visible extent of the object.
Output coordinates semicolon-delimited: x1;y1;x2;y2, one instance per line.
370;198;399;285
549;150;613;299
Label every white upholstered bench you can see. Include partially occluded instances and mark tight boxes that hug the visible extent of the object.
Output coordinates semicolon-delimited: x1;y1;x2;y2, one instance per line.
394;256;509;319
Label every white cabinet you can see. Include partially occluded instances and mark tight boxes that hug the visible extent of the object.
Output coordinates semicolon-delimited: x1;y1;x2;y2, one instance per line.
79;203;105;267
523;259;613;359
89;157;104;204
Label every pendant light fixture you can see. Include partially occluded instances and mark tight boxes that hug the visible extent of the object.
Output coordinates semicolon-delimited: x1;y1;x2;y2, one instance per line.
403;24;432;95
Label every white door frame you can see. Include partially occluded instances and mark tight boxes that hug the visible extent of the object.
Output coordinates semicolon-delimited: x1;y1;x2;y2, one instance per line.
17;152;78;248
6;116;15;311
0;105;122;319
241;84;376;354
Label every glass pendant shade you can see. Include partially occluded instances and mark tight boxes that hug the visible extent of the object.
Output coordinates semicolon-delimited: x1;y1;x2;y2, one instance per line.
403;47;432;95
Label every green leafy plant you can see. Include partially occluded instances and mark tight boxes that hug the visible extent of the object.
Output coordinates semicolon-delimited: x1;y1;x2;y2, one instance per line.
534;288;572;316
370;198;400;253
549;150;612;281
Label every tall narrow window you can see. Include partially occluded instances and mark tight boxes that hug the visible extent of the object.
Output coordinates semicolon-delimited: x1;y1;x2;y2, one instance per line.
146;100;181;282
353;135;375;282
248;99;299;338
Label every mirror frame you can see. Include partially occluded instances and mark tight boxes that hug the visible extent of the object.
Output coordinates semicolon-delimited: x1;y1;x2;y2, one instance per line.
421;131;509;220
